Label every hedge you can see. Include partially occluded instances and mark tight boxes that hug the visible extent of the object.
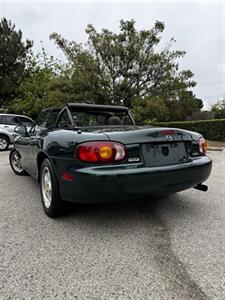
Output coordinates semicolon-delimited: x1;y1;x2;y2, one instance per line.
153;119;225;142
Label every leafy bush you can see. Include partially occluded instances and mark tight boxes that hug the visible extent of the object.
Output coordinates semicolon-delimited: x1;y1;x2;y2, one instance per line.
153;119;225;141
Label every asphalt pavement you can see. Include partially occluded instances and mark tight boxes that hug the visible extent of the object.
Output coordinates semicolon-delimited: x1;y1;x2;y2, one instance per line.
0;150;225;300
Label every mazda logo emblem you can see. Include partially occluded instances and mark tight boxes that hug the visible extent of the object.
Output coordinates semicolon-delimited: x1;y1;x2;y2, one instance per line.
165;135;174;141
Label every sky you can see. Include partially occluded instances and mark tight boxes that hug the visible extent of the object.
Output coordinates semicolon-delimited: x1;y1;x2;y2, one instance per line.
0;0;224;109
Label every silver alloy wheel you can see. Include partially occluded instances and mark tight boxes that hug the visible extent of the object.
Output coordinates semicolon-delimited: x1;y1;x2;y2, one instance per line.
0;138;8;150
11;151;24;173
41;166;52;209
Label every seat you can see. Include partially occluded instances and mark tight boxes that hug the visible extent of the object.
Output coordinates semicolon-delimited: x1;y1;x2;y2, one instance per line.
106;116;121;125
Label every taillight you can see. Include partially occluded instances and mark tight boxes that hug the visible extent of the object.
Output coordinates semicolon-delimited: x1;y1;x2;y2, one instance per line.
75;141;127;163
199;137;207;155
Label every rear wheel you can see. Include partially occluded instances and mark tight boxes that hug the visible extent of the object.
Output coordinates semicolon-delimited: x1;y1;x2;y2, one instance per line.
9;150;27;176
0;135;9;151
40;159;64;218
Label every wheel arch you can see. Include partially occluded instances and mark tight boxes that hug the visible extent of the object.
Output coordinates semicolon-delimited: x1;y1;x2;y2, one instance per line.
0;132;10;142
36;152;56;182
0;133;10;150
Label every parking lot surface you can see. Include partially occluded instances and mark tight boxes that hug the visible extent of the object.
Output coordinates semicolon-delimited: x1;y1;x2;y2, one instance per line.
0;150;224;299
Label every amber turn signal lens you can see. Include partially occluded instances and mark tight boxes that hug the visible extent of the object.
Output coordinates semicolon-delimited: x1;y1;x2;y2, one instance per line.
98;145;113;160
199;137;207;155
204;140;208;152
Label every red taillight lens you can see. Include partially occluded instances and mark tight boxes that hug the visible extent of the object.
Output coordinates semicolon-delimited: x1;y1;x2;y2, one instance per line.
76;141;127;163
199;137;207;155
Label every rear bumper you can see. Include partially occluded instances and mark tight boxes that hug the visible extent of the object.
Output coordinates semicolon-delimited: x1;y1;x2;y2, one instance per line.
57;156;212;203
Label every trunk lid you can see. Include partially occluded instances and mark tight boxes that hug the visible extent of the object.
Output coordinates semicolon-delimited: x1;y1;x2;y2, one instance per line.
78;125;200;167
79;125;199;143
99;126;198;166
99;126;196;144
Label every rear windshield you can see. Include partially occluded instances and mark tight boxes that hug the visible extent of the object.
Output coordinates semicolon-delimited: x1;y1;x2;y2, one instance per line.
68;109;134;127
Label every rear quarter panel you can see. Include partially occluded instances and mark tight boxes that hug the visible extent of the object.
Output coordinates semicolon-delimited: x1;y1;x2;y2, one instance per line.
33;129;111;179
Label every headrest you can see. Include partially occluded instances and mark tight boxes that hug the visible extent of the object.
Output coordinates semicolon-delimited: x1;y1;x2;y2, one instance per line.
106;116;121;125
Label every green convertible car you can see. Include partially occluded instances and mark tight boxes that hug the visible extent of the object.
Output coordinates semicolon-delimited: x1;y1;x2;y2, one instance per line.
9;103;212;217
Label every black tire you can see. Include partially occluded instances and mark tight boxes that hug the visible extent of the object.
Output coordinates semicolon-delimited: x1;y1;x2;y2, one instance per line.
9;150;27;176
0;135;9;151
40;158;64;218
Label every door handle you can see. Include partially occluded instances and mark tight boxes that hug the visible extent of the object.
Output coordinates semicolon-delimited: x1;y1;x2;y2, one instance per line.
4;125;9;128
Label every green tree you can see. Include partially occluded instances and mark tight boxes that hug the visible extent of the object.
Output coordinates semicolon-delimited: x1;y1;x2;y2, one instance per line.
8;19;200;122
0;18;32;107
7;50;62;118
132;96;169;124
50;19;196;110
132;91;201;123
164;91;202;121
211;99;225;119
50;33;107;104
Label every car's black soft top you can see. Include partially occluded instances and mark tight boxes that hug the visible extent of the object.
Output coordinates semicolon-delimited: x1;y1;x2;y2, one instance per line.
42;103;129;114
67;103;129;112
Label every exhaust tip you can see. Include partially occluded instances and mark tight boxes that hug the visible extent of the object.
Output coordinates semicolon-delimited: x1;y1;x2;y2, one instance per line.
194;184;208;192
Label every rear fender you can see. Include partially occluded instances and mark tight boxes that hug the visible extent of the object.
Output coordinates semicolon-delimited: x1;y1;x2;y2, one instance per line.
36;151;58;182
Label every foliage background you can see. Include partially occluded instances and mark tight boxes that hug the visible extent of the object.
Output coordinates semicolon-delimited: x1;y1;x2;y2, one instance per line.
153;119;225;142
0;17;224;137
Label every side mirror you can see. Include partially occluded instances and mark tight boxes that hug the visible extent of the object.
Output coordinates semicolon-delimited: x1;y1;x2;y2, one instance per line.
14;125;29;136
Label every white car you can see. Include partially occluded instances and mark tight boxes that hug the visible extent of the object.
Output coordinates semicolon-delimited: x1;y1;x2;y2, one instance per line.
0;114;34;151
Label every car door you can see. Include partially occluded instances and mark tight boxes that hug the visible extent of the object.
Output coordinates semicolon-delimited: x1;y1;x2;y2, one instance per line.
0;115;4;130
16;112;47;176
1;115;18;133
29;110;60;176
17;109;59;176
0;115;8;133
16;129;36;176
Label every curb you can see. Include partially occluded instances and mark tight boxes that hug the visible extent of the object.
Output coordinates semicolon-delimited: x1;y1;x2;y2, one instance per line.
208;147;225;151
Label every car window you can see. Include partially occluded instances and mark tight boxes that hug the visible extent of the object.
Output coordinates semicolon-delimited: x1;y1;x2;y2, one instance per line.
0;116;6;124
69;110;133;127
45;112;59;129
57;110;72;128
18;117;34;127
1;116;6;124
33;112;49;132
3;116;18;125
32;110;59;133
